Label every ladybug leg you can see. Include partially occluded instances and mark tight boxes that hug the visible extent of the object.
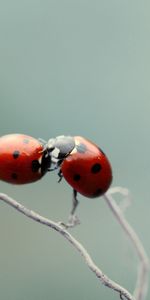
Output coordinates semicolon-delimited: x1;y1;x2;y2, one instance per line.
58;190;80;229
47;166;57;171
47;167;64;183
71;189;79;215
67;189;80;227
58;169;63;183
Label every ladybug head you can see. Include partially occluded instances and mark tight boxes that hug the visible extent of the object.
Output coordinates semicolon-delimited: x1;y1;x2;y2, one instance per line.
46;135;75;168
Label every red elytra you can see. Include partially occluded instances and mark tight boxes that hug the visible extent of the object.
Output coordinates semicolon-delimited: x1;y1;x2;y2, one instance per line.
0;134;49;184
61;136;112;198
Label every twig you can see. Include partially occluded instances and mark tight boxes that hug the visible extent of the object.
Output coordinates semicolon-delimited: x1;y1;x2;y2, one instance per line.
0;192;134;300
104;191;149;300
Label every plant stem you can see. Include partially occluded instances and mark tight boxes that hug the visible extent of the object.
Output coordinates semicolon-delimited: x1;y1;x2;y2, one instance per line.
104;192;149;300
0;192;134;300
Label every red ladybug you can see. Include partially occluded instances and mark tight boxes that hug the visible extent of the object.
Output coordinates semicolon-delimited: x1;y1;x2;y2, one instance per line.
61;136;112;197
0;134;50;184
46;135;112;215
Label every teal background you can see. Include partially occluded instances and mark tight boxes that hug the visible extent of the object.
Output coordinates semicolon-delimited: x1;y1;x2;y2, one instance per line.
0;0;149;299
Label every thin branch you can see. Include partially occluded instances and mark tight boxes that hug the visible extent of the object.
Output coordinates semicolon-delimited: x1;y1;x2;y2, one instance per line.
104;191;149;300
0;192;134;300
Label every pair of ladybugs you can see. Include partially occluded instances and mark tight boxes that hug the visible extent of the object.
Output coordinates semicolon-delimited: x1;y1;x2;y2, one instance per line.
0;134;112;225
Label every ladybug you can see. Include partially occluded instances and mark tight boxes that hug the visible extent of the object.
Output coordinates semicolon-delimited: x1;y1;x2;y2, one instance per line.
46;135;112;219
0;134;50;184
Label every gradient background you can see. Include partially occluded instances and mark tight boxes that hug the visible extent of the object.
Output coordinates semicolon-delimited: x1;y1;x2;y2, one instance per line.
0;1;149;299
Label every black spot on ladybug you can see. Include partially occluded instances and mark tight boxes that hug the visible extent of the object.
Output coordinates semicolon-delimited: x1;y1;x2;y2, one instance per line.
23;138;30;144
76;143;87;153
91;163;102;174
32;160;41;172
98;147;106;156
93;188;103;197
11;173;18;180
41;152;51;175
13;150;20;159
73;174;81;181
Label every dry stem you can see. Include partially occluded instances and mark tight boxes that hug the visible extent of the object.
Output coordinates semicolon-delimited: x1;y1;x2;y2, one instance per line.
0;191;149;300
104;191;149;300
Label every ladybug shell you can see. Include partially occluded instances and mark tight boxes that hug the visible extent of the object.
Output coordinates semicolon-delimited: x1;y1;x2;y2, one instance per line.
0;134;48;184
61;136;112;198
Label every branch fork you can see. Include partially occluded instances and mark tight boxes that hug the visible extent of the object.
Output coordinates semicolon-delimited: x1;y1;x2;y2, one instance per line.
0;188;149;300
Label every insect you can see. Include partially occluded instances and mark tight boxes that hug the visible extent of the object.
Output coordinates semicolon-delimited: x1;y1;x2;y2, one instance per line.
0;134;112;227
0;134;50;184
46;135;112;225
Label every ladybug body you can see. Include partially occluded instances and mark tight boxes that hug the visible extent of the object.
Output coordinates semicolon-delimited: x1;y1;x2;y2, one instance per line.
46;136;112;198
0;134;50;184
0;133;112;226
61;136;112;198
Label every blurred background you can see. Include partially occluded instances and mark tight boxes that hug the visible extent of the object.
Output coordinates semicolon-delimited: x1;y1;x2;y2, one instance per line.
0;0;149;299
